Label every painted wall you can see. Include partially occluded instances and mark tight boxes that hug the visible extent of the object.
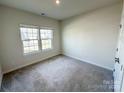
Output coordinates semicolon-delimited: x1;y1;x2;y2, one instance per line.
0;5;61;73
61;3;122;70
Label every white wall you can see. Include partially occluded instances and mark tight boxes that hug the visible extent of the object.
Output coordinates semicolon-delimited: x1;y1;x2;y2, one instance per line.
61;3;122;70
0;5;61;74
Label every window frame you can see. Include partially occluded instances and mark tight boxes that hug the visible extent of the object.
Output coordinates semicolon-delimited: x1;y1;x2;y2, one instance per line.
19;24;54;55
20;25;40;55
40;27;53;51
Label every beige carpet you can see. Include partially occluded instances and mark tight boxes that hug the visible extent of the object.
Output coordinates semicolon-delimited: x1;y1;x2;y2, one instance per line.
1;55;113;92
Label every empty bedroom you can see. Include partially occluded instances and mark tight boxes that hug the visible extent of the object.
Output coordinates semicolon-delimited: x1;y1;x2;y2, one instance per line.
0;0;124;92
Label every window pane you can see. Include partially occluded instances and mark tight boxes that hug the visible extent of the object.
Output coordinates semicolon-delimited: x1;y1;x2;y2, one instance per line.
42;39;52;50
40;29;53;39
20;27;38;40
23;40;39;54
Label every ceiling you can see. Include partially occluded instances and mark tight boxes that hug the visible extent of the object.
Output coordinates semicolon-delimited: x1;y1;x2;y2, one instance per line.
0;0;121;20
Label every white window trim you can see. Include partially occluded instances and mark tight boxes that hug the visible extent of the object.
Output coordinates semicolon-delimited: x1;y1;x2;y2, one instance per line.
19;24;54;55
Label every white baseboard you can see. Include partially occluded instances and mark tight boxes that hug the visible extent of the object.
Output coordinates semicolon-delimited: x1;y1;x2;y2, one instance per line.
3;51;112;74
63;53;113;71
3;52;61;74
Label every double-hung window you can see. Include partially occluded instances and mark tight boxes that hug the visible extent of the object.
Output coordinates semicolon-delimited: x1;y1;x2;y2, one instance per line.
40;28;53;50
20;25;53;54
20;26;39;54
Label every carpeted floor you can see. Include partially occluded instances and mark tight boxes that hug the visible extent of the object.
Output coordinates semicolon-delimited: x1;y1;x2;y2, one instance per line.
1;55;113;92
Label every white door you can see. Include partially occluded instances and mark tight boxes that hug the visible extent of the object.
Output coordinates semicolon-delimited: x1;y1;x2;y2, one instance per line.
114;42;124;92
114;17;124;92
119;18;124;91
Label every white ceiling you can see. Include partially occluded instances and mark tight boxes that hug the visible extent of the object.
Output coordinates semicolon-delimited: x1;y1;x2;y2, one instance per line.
0;0;121;20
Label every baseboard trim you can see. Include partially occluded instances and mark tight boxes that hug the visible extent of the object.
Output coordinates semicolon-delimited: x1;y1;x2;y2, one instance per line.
3;52;113;74
63;53;113;71
3;52;61;74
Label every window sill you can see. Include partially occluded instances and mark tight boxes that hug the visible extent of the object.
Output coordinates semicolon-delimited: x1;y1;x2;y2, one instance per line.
42;48;53;52
23;50;41;56
23;48;53;56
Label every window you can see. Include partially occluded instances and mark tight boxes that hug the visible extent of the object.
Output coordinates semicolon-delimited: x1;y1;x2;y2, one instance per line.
20;25;53;54
20;26;39;54
40;29;53;50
